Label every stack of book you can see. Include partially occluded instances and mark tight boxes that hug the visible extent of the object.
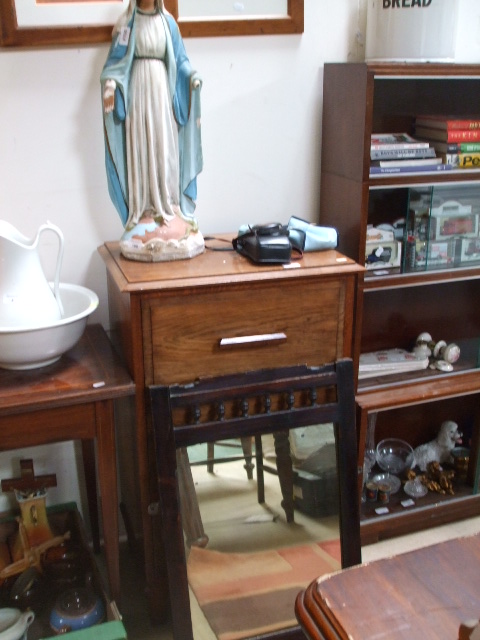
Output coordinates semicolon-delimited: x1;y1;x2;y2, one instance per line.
359;348;429;380
414;115;480;169
370;133;444;175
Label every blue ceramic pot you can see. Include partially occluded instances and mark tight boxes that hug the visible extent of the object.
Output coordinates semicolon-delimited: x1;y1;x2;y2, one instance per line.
49;587;104;634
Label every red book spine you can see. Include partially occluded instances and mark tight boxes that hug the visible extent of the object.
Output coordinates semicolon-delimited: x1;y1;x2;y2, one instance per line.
446;130;480;141
417;126;480;142
445;120;480;130
418;118;480;130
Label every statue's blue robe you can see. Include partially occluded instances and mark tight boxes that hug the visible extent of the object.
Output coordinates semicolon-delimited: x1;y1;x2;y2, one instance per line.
101;10;203;227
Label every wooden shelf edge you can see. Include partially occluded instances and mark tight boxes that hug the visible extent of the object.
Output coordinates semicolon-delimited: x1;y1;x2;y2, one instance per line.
364;267;480;291
363;62;480;78
360;493;480;545
356;368;480;412
368;171;480;188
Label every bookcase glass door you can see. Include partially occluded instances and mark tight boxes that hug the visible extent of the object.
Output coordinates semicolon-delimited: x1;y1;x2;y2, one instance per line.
367;183;480;277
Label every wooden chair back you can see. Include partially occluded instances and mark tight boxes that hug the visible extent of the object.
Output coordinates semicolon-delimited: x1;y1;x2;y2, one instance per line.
149;359;361;640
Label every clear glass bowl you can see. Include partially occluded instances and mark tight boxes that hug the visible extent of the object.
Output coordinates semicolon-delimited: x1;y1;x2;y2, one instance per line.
372;472;401;494
404;477;428;498
376;438;414;478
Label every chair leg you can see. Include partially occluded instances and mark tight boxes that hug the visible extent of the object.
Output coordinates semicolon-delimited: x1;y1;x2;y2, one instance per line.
207;442;214;473
255;435;265;504
255;433;294;522
177;448;209;548
273;430;295;523
208;439;254;478
151;390;194;640
241;436;254;479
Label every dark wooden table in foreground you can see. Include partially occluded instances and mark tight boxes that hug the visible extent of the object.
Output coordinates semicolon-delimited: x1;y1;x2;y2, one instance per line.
0;323;135;606
296;532;480;640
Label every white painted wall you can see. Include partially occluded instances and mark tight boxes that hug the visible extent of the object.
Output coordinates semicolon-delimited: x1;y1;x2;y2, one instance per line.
0;0;366;526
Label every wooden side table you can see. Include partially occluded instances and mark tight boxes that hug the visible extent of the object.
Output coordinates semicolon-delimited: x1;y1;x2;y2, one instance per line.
0;324;135;605
295;532;480;640
99;237;363;620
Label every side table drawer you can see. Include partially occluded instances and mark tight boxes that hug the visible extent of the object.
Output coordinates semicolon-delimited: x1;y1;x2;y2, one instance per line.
142;276;353;384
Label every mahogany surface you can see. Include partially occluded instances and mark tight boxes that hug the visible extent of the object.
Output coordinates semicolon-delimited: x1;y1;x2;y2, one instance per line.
296;532;480;640
0;324;135;605
99;239;364;621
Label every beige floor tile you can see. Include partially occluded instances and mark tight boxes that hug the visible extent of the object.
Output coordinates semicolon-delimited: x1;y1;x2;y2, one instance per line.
113;457;480;638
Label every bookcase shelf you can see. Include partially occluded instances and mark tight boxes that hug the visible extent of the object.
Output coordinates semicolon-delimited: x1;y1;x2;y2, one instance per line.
364;266;480;289
320;63;480;543
369;171;480;186
356;373;480;544
359;369;480;401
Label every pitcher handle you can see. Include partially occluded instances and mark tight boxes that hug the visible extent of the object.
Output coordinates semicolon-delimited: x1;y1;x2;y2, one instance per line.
38;221;64;318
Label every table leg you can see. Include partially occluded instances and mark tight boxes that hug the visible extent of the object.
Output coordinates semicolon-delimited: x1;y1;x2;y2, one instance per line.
81;439;101;554
94;400;121;605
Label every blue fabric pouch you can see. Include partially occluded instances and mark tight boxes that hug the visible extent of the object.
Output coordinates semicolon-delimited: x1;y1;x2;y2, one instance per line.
287;216;338;252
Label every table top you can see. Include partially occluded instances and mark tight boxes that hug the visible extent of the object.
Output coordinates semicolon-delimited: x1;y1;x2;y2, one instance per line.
0;324;135;415
99;237;363;294
296;533;480;640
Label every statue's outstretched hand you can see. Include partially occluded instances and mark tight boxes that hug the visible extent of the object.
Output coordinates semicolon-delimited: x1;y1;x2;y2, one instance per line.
191;74;202;91
103;80;116;114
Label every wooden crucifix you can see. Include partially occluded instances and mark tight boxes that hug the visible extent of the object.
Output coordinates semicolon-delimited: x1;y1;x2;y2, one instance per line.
0;459;69;578
1;459;57;495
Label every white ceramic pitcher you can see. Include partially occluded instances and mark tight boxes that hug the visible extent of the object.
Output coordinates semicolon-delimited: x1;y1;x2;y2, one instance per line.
0;608;34;640
0;220;64;327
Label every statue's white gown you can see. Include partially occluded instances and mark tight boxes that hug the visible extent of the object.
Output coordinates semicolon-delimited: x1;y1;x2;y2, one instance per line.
126;10;182;227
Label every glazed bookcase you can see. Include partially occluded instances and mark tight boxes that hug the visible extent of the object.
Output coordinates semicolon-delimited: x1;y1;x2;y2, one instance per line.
320;63;480;543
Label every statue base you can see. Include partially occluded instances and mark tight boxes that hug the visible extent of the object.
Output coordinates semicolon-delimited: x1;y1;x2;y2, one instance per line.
119;225;205;263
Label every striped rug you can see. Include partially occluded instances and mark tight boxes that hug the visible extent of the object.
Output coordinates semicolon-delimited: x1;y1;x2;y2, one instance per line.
187;540;341;640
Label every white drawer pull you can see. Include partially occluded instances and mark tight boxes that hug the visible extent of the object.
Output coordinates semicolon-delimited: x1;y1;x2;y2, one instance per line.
219;332;287;348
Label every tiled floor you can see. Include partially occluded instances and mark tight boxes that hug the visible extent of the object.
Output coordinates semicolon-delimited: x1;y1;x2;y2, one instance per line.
112;514;480;639
109;455;480;640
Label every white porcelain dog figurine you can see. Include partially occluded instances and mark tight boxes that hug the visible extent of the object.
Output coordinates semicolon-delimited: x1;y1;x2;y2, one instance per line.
413;420;463;471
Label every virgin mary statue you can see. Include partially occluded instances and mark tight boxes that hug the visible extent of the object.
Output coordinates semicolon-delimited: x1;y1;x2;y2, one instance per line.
101;0;204;262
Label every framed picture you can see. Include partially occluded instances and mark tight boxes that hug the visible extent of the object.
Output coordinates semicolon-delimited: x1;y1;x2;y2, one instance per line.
0;0;128;47
0;0;303;46
166;0;304;37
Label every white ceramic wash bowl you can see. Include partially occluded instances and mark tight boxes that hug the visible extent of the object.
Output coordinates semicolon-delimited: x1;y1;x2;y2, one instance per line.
0;608;34;640
0;283;98;370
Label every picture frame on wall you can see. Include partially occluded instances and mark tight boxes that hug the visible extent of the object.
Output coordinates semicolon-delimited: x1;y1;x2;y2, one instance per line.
165;0;304;38
0;0;303;47
0;0;128;47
